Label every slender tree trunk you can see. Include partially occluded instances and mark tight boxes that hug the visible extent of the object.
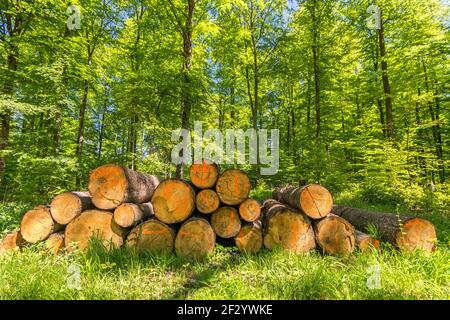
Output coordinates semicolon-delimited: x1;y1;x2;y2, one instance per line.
378;11;394;139
176;0;195;178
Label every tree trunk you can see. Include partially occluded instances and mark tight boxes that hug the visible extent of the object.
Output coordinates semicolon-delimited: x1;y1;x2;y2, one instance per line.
261;199;316;254
65;210;125;251
20;206;63;243
175;217;216;260
188;159;219;189
113;202;154;228
88;163;160;210
332;205;436;252
215;169;251;206
126;218;175;254
234;221;263;253
211;206;241;238
195;189;220;214
272;184;333;219
314;214;355;256
50;191;94;225
45;232;65;255
238;198;261;222
151;178;196;224
378;11;394;139
0;231;27;251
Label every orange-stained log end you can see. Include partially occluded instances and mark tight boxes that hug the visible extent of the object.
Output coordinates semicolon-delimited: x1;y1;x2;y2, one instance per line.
239;199;261;222
45;232;65;255
234;221;263;253
315;214;355;256
20;206;63;243
114;202;154;228
211;206;241;238
65;210;125;251
189;159;219;189
355;230;380;253
50;191;93;225
196;189;220;214
0;231;27;252
127;219;175;254
152;179;195;224
216;169;251;206
175;217;216;260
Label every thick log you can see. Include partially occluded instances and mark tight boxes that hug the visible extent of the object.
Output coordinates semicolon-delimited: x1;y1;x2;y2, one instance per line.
45;232;65;255
0;231;26;252
175;217;216;259
355;230;380;253
113;202;154;228
215;169;251;205
211;206;241;238
272;184;333;219
234;221;263;253
126;219;175;254
239;199;261;222
189;159;219;189
195;189;220;214
152;179;196;224
50;191;93;225
262;199;316;254
314;214;355;256
88;163;160;210
20;206;63;243
65;209;125;251
332;205;436;252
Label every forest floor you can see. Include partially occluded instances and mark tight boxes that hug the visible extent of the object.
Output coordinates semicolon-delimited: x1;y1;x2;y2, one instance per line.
0;193;448;300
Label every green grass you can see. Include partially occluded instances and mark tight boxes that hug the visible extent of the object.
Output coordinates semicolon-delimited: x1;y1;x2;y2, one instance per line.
0;200;449;300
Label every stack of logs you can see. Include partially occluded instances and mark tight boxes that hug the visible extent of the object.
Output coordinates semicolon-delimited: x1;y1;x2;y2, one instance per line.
0;161;437;258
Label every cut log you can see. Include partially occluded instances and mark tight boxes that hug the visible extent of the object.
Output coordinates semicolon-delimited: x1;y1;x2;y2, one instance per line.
355;230;380;253
314;214;355;256
262;199;316;254
211;206;241;238
189;159;219;189
239;199;261;222
332;205;436;252
152;179;196;224
65;209;125;251
20;206;63;243
272;184;333;219
114;202;154;228
126;219;175;254
195;189;220;214
175;217;215;259
45;232;65;255
50;191;93;225
234;221;263;253
88;163;160;210
0;231;27;251
215;169;251;205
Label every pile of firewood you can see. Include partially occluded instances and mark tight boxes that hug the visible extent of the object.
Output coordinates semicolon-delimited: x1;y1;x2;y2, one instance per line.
0;161;437;257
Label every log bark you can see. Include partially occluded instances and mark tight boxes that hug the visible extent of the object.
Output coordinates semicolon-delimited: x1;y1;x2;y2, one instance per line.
175;217;216;260
272;184;333;219
332;205;436;252
195;189;220;214
189;159;219;189
152;179;196;224
215;169;251;205
88;163;160;210
45;232;65;255
234;221;263;254
314;214;355;256
20;206;63;243
262;199;316;254
0;231;27;252
113;202;154;228
126;219;175;254
211;206;241;238
239;198;261;222
65;209;125;251
50;191;94;225
355;230;380;253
